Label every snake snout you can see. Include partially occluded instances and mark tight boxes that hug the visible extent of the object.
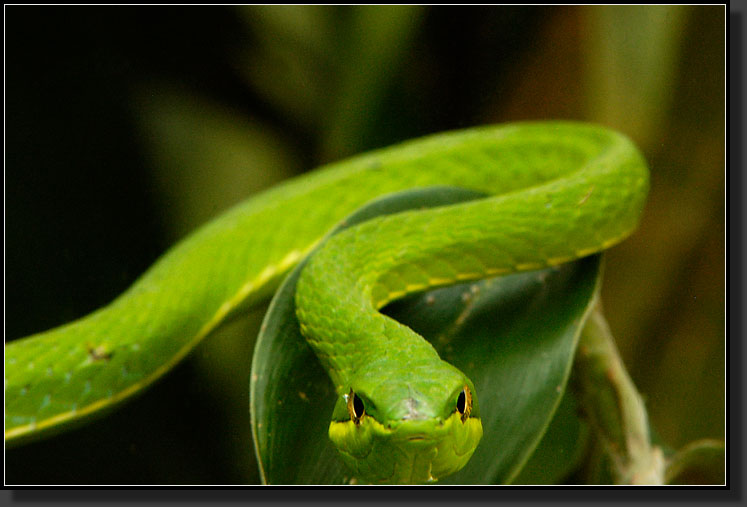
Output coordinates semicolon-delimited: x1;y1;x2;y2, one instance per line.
401;397;427;420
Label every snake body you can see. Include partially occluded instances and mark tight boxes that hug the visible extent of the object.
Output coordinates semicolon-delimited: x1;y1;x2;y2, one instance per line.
4;122;649;483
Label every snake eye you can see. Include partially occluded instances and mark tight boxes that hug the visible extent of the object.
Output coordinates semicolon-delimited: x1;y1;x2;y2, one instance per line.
347;389;365;425
456;386;472;423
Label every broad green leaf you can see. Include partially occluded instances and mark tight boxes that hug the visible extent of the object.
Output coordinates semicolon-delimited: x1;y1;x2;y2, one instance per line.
510;388;590;485
398;258;601;484
250;187;602;484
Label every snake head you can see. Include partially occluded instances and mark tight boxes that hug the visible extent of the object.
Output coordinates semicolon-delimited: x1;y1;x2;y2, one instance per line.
328;362;483;484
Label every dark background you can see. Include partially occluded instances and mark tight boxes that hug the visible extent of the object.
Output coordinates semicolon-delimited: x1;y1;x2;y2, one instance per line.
5;6;725;484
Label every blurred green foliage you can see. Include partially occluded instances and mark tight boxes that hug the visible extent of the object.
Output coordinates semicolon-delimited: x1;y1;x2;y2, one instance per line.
6;5;724;483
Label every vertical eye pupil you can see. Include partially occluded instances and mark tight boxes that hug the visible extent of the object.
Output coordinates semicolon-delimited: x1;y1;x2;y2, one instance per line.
353;393;365;418
456;390;466;414
347;389;365;424
456;386;472;423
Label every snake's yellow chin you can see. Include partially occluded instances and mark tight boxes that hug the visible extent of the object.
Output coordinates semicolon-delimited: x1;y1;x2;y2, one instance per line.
329;412;483;484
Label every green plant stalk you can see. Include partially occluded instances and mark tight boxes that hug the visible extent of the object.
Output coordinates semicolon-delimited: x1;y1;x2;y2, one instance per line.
664;438;725;485
573;304;665;484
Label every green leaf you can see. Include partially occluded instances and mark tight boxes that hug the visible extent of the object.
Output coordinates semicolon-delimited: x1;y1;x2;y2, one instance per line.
510;388;590;485
402;259;602;484
250;187;603;484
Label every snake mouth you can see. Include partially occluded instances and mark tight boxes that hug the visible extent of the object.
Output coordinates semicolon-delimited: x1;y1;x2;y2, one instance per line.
405;434;435;444
329;411;483;484
388;420;443;444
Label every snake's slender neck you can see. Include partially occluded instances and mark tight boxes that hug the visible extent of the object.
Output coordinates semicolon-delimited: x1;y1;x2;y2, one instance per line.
295;129;646;403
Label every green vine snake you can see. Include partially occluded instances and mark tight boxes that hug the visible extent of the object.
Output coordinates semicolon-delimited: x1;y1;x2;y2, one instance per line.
5;121;649;484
